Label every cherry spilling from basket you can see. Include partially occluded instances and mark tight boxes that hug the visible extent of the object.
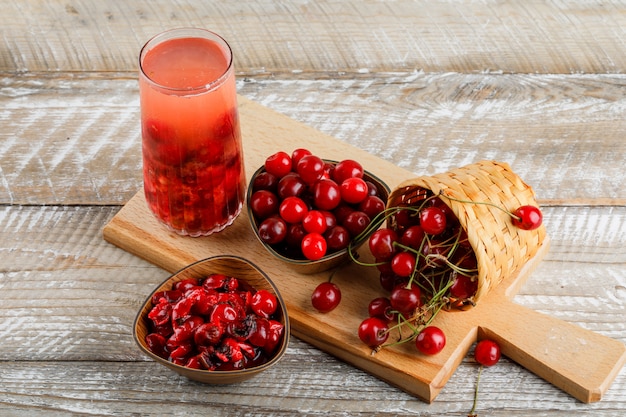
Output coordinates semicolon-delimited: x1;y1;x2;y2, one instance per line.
349;161;546;356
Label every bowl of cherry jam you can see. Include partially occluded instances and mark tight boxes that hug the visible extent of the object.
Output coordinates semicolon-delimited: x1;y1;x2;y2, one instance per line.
246;149;390;274
134;255;290;384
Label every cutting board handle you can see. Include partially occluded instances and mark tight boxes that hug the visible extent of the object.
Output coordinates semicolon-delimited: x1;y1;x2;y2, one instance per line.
480;299;626;403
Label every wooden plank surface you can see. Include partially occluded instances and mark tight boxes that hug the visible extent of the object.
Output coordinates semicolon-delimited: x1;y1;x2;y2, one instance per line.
1;203;625;414
2;74;626;205
2;0;626;415
3;1;626;74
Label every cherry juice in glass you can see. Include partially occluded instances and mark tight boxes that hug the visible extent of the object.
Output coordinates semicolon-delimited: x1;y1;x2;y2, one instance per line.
139;28;245;236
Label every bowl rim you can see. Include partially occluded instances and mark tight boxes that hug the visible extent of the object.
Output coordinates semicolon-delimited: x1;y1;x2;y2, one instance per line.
133;255;291;377
246;159;391;266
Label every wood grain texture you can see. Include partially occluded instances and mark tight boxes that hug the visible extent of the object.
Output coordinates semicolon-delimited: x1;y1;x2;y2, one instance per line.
2;0;626;74
0;352;624;417
0;205;623;360
0;203;624;413
2;74;626;205
101;98;625;403
2;0;626;414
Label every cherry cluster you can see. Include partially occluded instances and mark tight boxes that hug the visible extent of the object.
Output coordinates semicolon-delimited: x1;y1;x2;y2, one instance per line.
249;149;386;261
355;187;543;355
356;188;478;355
144;274;284;371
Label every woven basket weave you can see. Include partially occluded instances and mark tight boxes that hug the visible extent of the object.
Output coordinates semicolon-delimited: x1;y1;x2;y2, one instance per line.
387;160;547;304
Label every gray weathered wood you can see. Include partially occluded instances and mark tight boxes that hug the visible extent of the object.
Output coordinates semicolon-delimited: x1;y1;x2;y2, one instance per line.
2;1;626;74
2;74;626;204
0;205;623;411
1;0;625;414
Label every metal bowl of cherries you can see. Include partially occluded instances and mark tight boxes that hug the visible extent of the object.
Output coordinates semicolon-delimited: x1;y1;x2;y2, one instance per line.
134;255;290;384
246;149;390;274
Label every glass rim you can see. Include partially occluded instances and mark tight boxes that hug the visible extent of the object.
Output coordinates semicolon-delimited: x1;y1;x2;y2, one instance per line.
138;27;234;93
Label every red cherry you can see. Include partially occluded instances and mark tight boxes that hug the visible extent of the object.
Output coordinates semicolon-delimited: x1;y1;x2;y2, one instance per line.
474;339;501;366
173;278;200;293
168;342;193;361
264;151;292;178
250;190;279;220
210;303;239;324
358;195;386;219
415;326;446;355
257;216;287;245
421;240;451;269
420;206;447;235
322;162;334;180
399;225;425;250
263;320;285;355
147;302;171;327
248;317;269;347
291;148;312;168
145;333;168;358
202;274;232;291
302;210;327;234
250;289;278;318
285;223;307;247
378;271;400;292
320;210;337;229
358;317;389;348
279;196;309;224
151;289;183;305
389;283;422;316
390;252;416;277
367;297;395;322
342;211;370;237
324;225;350;251
194;322;223;347
251;171;278;192
365;180;381;197
430;197;455;221
277;172;307;199
340;177;369;204
296;154;325;184
368;228;399;261
311;281;342;313
449;274;478;299
301;232;327;260
332;159;363;184
512;205;543;230
393;207;417;231
313;179;342;211
171;297;194;322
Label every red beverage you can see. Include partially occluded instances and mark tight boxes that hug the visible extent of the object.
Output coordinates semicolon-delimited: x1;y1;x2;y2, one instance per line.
139;29;245;236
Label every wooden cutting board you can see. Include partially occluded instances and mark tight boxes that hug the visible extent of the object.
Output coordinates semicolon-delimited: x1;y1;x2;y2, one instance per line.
103;96;626;403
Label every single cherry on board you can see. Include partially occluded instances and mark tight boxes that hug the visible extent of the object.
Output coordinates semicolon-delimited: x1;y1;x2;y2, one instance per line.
311;281;342;313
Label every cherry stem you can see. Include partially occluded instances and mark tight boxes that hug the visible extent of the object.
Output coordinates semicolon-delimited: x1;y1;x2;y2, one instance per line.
438;190;521;221
350;193;439;254
468;365;483;417
347;188;482;353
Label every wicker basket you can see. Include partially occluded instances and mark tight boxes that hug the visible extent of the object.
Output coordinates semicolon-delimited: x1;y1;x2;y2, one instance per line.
387;160;547;303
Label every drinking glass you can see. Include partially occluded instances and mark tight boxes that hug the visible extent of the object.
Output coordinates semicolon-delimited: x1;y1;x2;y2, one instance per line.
139;28;245;236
